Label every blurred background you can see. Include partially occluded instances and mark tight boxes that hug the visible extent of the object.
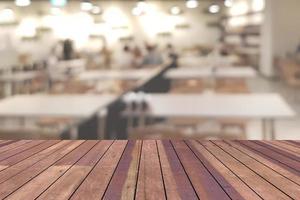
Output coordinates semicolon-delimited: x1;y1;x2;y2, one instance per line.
0;0;299;140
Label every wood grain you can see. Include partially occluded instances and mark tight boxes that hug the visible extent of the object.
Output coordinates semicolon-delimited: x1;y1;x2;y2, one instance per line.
0;140;298;200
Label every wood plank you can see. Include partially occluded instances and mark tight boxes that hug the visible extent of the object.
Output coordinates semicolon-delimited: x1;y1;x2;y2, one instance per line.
239;141;300;173
282;141;300;148
0;140;44;161
199;141;290;199
8;140;104;200
186;140;260;200
0;140;84;199
0;140;16;148
172;140;230;200
262;141;300;157
70;141;127;200
135;140;166;200
0;140;59;171
103;140;142;200
0;141;71;183
213;140;300;199
0;140;31;154
254;141;300;162
0;140;298;199
157;140;198;200
287;140;300;146
226;141;300;186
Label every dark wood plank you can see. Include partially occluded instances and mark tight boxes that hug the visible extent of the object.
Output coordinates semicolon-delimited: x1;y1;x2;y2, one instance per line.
135;140;166;200
0;141;71;183
0;140;298;199
0;140;59;171
0;140;16;148
8;141;104;200
187;140;260;200
282;140;300;148
213;140;300;199
158;140;198;200
172;140;230;200
0;140;32;154
239;141;300;173
70;140;127;200
0;140;45;162
199;141;290;199
226;141;300;186
286;140;300;146
262;141;300;157
254;141;300;162
0;140;85;199
103;140;142;200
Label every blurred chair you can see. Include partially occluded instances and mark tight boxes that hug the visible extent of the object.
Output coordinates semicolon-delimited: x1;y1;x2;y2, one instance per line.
50;80;93;94
215;79;249;93
214;78;249;139
36;117;73;137
277;58;300;87
128;117;247;140
170;79;204;93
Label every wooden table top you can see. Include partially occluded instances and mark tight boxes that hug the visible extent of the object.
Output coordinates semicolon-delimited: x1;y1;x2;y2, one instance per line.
0;140;299;199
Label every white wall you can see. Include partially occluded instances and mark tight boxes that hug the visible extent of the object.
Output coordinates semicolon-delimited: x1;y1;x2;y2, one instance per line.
0;0;220;68
260;0;300;77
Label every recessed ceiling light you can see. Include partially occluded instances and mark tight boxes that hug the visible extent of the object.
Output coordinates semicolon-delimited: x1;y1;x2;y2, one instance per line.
137;1;147;10
81;1;93;11
50;0;67;7
91;6;102;15
170;6;182;15
15;0;31;7
186;0;198;9
132;6;143;16
209;4;220;14
224;0;233;8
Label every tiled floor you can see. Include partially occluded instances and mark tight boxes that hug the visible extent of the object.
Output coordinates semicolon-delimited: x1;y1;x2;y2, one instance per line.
247;76;300;139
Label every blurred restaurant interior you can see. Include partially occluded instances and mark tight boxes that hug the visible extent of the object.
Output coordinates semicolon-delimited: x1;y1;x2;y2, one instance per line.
0;0;299;140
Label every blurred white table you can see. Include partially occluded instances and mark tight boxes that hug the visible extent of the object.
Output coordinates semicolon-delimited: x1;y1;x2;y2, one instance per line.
165;67;257;79
143;93;295;139
0;94;116;118
0;94;117;139
78;69;153;81
178;55;239;68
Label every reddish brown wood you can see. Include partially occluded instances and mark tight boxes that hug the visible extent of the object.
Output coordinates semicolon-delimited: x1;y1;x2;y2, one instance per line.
102;140;142;200
199;141;290;199
0;140;71;182
158;140;198;200
213;140;299;199
172;140;230;200
239;141;300;175
226;140;300;186
70;141;127;200
0;140;298;200
135;140;166;200
0;140;84;199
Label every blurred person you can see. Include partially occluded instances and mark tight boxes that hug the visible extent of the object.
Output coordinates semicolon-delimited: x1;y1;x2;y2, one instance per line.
100;44;112;69
132;46;143;68
115;45;134;69
296;43;300;63
165;43;178;60
63;39;74;60
143;44;163;66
